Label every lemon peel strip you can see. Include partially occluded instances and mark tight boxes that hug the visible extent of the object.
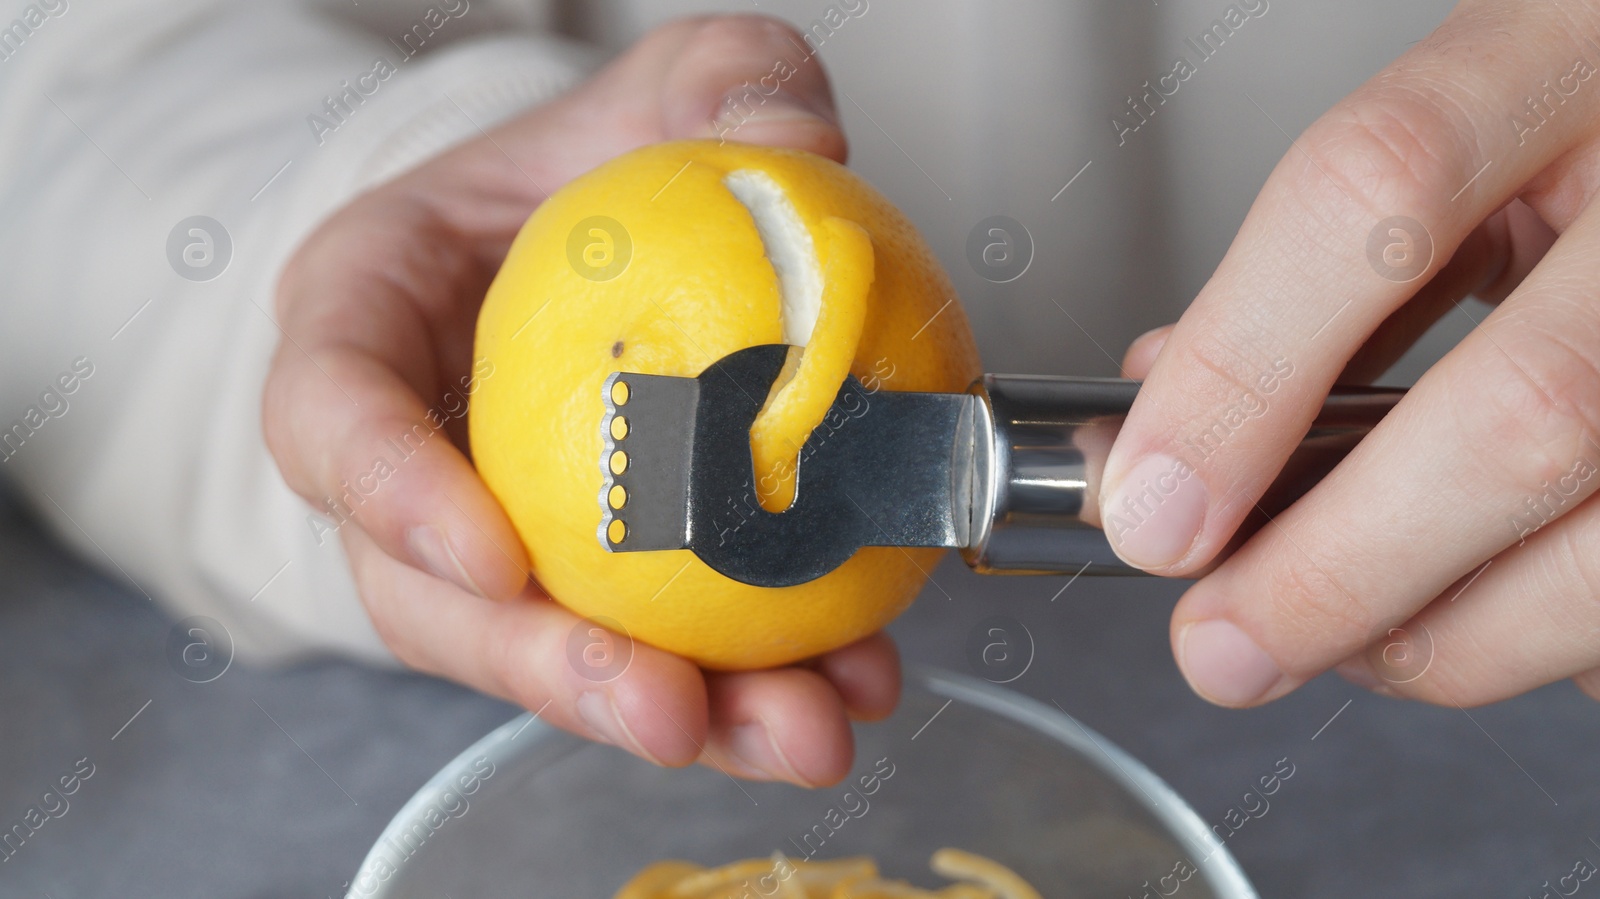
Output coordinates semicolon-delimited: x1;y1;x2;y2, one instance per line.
749;216;872;512
613;851;1038;899
723;167;873;514
929;849;1043;899
723;169;823;345
666;855;794;898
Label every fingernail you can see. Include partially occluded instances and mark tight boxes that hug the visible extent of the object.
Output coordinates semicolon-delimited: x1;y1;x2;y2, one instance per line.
728;721;807;785
1103;453;1207;569
576;690;662;764
1178;619;1283;706
406;525;485;597
707;89;836;141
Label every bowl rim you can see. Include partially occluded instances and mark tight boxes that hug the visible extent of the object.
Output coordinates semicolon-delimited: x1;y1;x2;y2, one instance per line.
349;665;1257;899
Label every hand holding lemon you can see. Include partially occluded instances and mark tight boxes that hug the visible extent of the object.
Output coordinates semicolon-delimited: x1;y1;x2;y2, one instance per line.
265;16;972;787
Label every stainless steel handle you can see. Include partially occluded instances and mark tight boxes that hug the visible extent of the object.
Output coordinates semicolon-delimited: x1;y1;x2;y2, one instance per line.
961;375;1405;575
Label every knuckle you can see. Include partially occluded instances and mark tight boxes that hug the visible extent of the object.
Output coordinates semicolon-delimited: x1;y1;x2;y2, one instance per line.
483;612;524;697
1466;329;1600;486
1297;89;1471;219
484;611;548;710
1171;330;1289;425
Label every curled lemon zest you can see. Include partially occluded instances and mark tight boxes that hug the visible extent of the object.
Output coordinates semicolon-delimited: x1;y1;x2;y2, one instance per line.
749;216;873;513
615;849;1039;899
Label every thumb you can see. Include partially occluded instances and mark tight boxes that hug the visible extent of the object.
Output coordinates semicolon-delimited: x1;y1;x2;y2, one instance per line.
656;15;847;162
497;15;847;188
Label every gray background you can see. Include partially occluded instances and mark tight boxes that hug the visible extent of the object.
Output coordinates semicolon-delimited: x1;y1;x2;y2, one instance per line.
557;0;1481;382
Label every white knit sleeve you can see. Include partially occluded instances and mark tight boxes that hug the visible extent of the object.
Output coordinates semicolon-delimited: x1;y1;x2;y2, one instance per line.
0;0;589;665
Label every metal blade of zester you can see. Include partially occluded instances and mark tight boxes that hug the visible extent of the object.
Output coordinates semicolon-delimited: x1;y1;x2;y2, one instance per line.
599;345;977;588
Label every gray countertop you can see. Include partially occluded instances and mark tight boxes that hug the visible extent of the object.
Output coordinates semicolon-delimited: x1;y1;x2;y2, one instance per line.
1;483;1595;898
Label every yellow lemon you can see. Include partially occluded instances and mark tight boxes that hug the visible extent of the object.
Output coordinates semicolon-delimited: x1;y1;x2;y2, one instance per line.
470;140;979;670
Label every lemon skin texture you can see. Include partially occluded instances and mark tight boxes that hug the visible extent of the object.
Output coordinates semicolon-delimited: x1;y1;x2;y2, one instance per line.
470;140;980;671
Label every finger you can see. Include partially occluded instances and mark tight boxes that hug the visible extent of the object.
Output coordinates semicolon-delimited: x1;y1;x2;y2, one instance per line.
1121;325;1174;380
659;15;846;159
1119;202;1555;385
443;13;847;212
1121;204;1557;387
810;632;902;722
1572;668;1600;703
1098;5;1600;574
342;526;707;767
1340;200;1558;383
700;667;855;788
1170;197;1600;707
1333;487;1600;707
1478;198;1561;305
589;14;847;159
266;221;532;602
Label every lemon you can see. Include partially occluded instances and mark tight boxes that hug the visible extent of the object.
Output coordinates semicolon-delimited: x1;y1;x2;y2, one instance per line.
470;140;979;670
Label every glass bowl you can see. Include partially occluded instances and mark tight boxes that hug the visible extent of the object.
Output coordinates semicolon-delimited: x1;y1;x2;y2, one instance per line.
353;667;1256;898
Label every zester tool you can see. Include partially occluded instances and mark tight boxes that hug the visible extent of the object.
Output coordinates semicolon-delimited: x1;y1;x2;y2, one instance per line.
597;345;1402;587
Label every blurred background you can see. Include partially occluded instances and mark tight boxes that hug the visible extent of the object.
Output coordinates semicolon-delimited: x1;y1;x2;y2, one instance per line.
553;0;1480;383
5;1;1596;897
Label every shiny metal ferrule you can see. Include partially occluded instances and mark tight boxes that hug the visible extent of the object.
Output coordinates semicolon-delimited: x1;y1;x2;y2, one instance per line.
962;375;1142;575
962;374;1404;575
